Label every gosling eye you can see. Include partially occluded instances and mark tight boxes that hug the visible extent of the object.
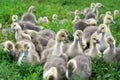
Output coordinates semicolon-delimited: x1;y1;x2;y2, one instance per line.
93;38;96;40
108;18;111;20
13;17;16;19
61;34;65;37
102;27;104;29
13;24;16;27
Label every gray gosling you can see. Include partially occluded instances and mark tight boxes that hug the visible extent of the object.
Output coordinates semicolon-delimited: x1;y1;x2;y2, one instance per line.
103;36;116;65
66;54;92;80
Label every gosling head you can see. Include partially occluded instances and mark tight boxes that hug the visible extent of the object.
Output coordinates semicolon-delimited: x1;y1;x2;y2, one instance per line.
114;10;119;17
74;16;80;21
3;41;15;57
90;2;96;9
43;16;49;23
56;30;69;42
98;24;107;33
104;15;115;25
91;33;100;44
11;23;21;32
28;6;36;13
95;3;104;8
22;43;31;56
106;11;112;15
12;15;18;23
75;10;80;15
43;67;58;80
107;36;115;50
74;30;83;43
52;14;58;21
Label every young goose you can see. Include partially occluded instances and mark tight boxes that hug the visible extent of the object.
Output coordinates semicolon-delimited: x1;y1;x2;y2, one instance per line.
66;30;83;58
24;29;55;40
100;11;112;20
70;10;81;16
83;26;98;46
21;6;37;24
46;29;69;49
74;10;81;16
52;14;67;24
103;36;116;65
40;30;69;64
11;23;31;41
43;56;67;80
73;18;97;32
14;40;35;61
18;42;40;65
42;16;49;23
81;2;95;16
85;33;101;58
12;15;19;23
19;21;42;32
11;15;42;31
85;3;103;20
114;10;119;18
52;14;58;22
97;24;108;52
3;41;15;58
72;16;80;24
103;15;115;37
66;54;92;80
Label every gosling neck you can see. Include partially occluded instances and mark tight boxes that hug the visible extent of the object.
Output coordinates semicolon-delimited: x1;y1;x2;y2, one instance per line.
52;40;63;56
16;27;22;34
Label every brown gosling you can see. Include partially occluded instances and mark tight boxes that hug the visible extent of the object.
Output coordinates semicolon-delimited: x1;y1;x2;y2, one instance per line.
18;42;40;65
103;36;116;65
85;3;103;20
43;56;67;80
11;23;31;41
21;6;37;24
11;15;42;31
73;18;97;32
66;54;92;80
3;41;15;58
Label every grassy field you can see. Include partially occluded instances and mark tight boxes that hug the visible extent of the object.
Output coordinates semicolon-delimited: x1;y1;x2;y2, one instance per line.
0;0;120;79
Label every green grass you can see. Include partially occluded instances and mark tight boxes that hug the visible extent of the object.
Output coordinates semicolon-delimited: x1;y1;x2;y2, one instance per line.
0;0;120;79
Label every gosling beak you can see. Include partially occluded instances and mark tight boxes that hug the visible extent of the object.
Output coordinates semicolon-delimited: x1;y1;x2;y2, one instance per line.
10;50;15;57
96;29;101;34
96;40;100;44
78;37;82;43
23;50;28;56
111;20;116;24
65;37;70;43
110;44;114;50
11;28;15;32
